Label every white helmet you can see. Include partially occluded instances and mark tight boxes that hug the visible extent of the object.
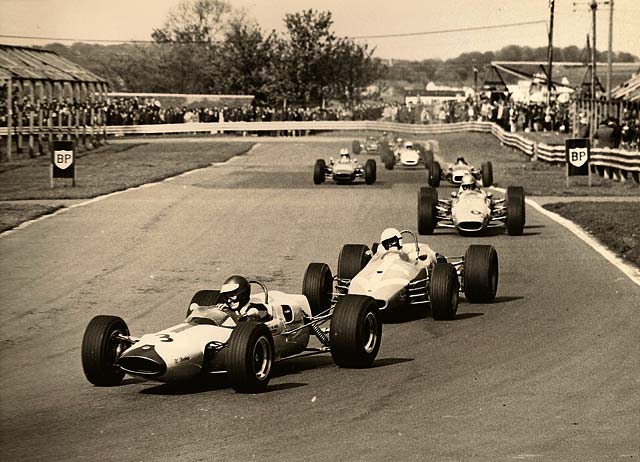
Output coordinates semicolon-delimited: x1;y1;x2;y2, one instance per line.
339;148;349;156
380;228;402;251
460;174;477;191
404;141;413;149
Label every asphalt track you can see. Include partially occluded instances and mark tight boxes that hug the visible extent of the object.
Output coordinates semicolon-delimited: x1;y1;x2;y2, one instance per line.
0;139;638;462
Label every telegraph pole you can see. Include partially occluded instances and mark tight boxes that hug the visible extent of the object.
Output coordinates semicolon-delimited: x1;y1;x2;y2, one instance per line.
607;0;613;98
591;0;597;102
547;0;555;105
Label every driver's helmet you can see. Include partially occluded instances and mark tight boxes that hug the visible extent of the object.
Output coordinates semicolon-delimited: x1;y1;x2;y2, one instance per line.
396;137;403;144
380;228;403;251
404;141;414;149
456;156;467;165
460;174;478;192
339;148;350;161
220;275;251;311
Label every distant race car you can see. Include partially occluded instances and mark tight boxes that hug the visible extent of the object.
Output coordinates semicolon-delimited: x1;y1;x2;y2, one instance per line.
305;228;499;321
418;180;525;236
381;139;436;170
427;157;493;188
314;148;376;185
81;278;382;393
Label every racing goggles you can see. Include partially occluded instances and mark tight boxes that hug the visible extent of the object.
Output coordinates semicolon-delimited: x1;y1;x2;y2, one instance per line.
381;236;401;250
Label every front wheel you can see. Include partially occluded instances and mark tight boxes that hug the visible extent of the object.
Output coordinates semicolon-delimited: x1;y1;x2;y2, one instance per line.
428;161;441;187
337;244;371;281
302;263;334;316
226;322;274;393
330;295;382;368
506;186;525;236
313;159;326;185
481;161;493;187
81;315;130;386
364;159;376;184
464;245;499;303
384;155;395;170
430;263;459;320
418;187;438;235
352;140;361;154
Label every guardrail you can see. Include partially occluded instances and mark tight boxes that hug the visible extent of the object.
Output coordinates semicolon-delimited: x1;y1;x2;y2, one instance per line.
2;120;638;182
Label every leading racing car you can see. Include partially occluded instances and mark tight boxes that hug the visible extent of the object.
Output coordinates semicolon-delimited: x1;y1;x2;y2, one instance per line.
304;228;499;322
427;156;493;188
314;148;376;185
81;276;382;393
418;175;525;236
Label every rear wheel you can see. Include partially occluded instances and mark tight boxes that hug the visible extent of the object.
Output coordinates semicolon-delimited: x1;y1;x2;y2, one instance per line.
423;150;434;169
364;159;377;185
384;155;395;170
330;295;381;368
81;315;130;386
418;187;438;235
302;263;333;316
352;140;361;154
464;245;499;303
226;322;274;393
428;161;441;187
481;161;493;187
506;186;525;236
188;290;220;317
430;263;459;320
337;244;371;280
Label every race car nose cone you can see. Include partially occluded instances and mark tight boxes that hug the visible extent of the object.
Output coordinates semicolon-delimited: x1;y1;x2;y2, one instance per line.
118;344;167;377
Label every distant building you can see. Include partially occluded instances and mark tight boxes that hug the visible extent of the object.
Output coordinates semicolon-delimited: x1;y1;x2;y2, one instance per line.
404;82;468;105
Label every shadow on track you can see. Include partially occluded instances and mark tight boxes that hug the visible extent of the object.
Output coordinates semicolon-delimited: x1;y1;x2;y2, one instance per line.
492;295;525;304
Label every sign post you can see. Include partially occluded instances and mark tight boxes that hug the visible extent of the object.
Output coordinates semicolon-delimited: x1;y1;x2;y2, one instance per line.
565;138;591;188
51;140;76;188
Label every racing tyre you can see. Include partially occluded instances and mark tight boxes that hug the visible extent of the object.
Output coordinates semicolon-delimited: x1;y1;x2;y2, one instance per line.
364;159;377;185
352;140;361;154
330;295;381;368
423;150;434;170
506;186;525;236
81;315;130;386
384;155;395;170
418;187;438;235
302;263;334;316
428;161;441;187
481;161;493;186
464;245;499;303
227;322;274;393
313;159;326;185
337;244;371;281
188;290;220;317
430;263;459;321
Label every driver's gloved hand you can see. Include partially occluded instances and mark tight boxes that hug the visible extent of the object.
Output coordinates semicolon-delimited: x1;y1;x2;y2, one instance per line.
435;253;447;263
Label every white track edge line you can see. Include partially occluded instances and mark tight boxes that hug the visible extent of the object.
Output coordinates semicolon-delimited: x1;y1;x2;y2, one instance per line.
491;186;640;287
0;144;260;239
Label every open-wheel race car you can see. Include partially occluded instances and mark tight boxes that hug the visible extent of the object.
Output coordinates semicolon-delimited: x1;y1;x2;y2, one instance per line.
304;228;499;322
81;276;382;394
418;179;525;236
427;156;493;188
380;139;437;170
314;148;376;185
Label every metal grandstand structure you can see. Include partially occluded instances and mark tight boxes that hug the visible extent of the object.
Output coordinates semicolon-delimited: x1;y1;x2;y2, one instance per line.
0;44;109;161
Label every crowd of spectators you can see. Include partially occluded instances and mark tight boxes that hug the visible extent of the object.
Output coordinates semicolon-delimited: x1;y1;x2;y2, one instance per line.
1;92;637;150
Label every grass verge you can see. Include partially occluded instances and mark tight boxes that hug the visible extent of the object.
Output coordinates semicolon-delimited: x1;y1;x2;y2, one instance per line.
0;204;63;233
543;202;640;268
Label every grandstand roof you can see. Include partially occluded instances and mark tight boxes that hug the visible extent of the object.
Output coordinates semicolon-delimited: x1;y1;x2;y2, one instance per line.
612;73;640;102
0;44;106;84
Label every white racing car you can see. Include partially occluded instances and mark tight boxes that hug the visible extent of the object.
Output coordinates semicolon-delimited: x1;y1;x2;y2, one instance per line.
382;140;436;170
81;276;382;394
314;148;376;185
427;157;493;188
304;228;499;321
418;177;525;236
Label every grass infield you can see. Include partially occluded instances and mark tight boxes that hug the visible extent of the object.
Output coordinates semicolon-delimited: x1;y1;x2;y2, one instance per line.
543;202;640;268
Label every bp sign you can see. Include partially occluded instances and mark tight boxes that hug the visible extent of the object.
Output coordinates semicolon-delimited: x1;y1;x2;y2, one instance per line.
565;138;590;176
51;140;76;186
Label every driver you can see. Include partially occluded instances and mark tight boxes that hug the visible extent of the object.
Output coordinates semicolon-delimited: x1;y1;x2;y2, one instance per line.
378;228;411;261
404;141;414;149
337;148;351;163
459;174;479;193
455;156;468;165
217;275;270;322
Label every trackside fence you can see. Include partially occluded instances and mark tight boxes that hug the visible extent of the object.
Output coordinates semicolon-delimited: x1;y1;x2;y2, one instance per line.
1;121;638;183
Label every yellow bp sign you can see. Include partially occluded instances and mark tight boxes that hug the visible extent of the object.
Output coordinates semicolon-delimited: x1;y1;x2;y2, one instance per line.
52;140;76;183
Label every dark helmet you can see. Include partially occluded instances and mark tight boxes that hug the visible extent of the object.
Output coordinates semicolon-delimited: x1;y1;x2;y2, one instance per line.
220;275;251;310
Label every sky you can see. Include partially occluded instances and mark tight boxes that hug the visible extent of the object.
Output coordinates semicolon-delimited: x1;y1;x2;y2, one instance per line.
0;0;639;61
